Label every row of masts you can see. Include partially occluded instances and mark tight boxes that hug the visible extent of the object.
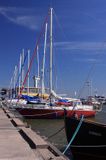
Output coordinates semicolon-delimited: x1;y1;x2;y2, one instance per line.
9;8;53;98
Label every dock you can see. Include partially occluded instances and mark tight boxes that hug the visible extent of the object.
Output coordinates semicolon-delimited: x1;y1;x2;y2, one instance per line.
0;103;69;160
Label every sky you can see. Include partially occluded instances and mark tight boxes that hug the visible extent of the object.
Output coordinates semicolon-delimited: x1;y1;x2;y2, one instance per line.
1;0;106;97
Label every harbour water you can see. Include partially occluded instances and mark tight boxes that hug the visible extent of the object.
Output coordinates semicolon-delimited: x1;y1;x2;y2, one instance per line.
24;105;106;159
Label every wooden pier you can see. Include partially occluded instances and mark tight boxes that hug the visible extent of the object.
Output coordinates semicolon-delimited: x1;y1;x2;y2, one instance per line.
0;104;69;160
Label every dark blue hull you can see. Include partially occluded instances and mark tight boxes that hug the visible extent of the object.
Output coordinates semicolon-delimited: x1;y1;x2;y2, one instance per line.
65;117;106;160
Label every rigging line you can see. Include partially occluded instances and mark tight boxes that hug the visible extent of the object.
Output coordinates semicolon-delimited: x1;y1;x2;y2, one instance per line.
19;9;50;95
53;10;70;42
78;10;106;27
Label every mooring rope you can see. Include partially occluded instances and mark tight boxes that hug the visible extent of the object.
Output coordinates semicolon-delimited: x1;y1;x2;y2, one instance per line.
46;126;65;139
63;115;84;154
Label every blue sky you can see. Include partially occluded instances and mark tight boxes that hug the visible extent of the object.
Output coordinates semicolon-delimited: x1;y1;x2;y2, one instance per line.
1;0;106;97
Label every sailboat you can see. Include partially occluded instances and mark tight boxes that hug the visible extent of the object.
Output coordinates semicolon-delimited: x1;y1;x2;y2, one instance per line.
15;8;96;119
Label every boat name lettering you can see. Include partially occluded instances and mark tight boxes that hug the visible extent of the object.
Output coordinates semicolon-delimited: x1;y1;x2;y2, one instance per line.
89;131;102;136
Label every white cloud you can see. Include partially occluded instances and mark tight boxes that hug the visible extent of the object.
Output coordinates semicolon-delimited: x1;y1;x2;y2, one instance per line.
54;41;106;51
0;7;42;30
73;58;101;63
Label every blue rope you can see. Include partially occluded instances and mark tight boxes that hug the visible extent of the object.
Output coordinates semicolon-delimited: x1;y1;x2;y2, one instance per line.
63;115;84;154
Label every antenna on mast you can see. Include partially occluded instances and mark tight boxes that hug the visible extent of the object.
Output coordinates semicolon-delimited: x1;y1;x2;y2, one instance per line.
50;0;53;8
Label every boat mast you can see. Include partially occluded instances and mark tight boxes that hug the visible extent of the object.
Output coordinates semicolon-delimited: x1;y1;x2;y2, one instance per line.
14;65;18;97
50;8;53;98
27;49;30;95
37;46;40;93
42;23;48;95
18;53;22;95
37;46;40;79
9;77;13;99
21;49;24;86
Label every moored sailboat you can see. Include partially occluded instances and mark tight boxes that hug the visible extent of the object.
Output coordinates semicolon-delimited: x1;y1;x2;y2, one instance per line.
15;98;96;119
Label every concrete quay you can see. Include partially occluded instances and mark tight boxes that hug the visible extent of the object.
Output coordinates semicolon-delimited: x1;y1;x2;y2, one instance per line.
0;105;69;160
